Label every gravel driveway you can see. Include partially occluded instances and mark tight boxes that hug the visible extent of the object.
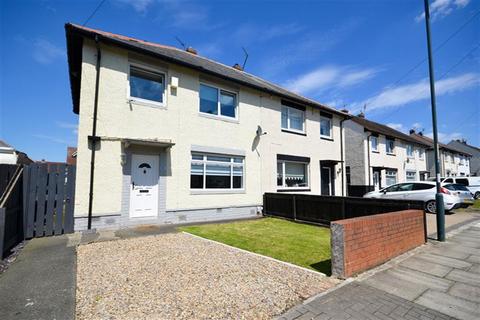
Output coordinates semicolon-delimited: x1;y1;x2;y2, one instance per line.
76;232;338;319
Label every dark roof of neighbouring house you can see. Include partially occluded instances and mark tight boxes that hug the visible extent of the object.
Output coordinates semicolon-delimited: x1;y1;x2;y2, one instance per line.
448;140;480;154
349;116;431;147
410;133;472;156
65;23;349;118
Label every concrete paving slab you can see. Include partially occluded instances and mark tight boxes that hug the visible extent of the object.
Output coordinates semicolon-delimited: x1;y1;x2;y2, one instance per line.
415;253;472;269
0;236;75;320
386;266;454;292
362;270;428;301
446;269;480;286
400;257;453;277
467;254;480;264
448;238;480;249
440;244;480;256
415;290;479;320
449;282;480;303
428;246;470;260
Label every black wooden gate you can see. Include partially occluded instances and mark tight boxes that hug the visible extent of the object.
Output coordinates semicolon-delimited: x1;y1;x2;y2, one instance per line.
23;163;76;238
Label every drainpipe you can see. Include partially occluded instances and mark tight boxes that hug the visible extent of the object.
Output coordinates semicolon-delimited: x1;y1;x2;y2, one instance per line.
367;133;372;187
339;118;347;196
87;35;102;230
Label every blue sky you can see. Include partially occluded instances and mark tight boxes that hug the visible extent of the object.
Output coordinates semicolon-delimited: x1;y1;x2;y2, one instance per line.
1;0;479;162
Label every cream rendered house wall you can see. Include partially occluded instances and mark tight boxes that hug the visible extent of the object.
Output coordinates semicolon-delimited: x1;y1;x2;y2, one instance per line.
344;120;427;188
74;40;345;228
368;136;427;185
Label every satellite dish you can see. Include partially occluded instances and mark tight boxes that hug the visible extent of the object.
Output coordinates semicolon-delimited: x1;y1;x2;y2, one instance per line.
256;125;267;137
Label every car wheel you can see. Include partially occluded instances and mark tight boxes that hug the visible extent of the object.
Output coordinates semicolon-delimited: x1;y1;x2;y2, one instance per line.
426;200;436;214
475;192;480;200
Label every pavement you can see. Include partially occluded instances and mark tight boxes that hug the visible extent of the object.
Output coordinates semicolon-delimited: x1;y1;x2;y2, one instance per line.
280;219;480;320
426;210;480;238
0;235;76;320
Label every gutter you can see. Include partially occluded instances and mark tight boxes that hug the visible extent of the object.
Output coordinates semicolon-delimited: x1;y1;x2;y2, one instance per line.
87;35;102;230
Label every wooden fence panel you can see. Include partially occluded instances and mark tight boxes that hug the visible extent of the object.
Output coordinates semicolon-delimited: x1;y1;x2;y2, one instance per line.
44;167;57;236
54;164;66;235
25;165;38;239
34;165;48;237
23;164;76;238
263;193;425;226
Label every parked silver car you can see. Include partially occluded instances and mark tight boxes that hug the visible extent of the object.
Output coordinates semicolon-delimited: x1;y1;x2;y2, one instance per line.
363;181;466;214
428;176;480;199
443;183;475;208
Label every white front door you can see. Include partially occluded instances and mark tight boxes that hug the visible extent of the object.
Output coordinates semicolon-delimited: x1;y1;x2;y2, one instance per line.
130;154;159;218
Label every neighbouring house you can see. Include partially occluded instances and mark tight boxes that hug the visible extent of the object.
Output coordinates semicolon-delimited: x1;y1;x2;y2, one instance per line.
409;132;471;177
66;146;77;165
0;139;33;165
447;139;479;176
344;115;430;193
65;24;350;230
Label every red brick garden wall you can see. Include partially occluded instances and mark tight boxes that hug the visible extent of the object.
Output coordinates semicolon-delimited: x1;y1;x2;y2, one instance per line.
331;210;426;278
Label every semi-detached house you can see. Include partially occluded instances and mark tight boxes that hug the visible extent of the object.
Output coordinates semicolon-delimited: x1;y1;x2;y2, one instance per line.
65;24;349;230
344;115;430;194
409;132;471;177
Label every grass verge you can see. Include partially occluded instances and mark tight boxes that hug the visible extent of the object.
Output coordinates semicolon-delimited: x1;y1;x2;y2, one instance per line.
179;217;332;274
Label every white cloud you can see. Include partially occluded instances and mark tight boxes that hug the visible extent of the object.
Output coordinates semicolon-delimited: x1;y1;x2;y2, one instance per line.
412;122;424;131
56;122;78;135
32;39;65;64
260;19;362;78
284;65;379;95
415;0;470;22
386;123;406;132
33;134;73;145
357;73;479;112
425;131;463;143
115;0;154;13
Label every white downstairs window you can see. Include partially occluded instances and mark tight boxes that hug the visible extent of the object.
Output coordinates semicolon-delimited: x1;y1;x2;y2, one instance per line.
190;154;244;190
277;156;309;189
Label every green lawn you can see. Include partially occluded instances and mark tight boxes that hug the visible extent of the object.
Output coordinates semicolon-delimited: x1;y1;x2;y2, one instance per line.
473;199;480;209
179;217;332;274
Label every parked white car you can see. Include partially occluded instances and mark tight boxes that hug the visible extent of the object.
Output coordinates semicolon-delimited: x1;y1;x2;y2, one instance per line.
428;176;480;199
363;181;468;214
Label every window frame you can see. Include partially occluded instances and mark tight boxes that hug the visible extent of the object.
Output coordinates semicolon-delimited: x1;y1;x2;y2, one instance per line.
127;63;167;107
370;136;379;152
418;148;425;160
385;169;397;186
190;153;245;192
277;160;310;190
406;144;414;158
320;116;333;139
281;105;306;134
386;138;395;155
406;170;417;181
199;82;238;121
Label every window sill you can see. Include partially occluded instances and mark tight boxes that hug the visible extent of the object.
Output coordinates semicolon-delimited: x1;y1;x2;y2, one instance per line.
199;112;239;124
190;189;245;195
320;136;333;141
128;98;167;109
281;129;306;136
277;188;311;192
